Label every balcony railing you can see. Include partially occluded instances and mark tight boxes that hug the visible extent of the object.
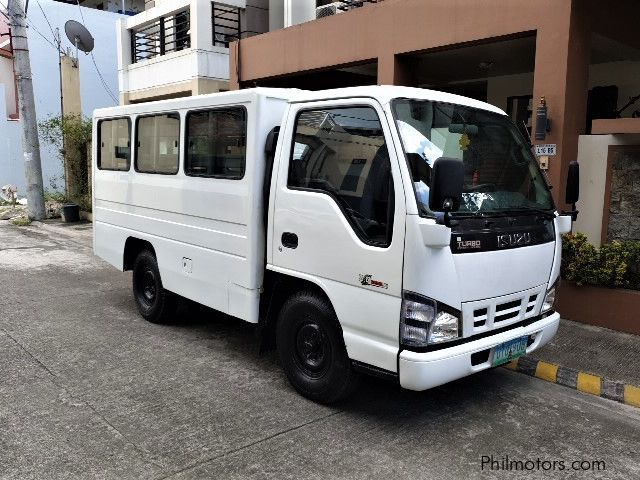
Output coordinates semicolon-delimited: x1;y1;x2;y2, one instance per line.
212;3;240;48
131;9;191;63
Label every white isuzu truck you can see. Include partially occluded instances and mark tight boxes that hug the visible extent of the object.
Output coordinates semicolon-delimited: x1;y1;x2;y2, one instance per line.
93;86;579;403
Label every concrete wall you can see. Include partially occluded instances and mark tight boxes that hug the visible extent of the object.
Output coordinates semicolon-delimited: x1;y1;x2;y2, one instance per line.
243;0;269;36
0;85;22;192
0;1;122;192
284;0;315;27
574;133;640;245
487;72;534;112
268;0;284;31
607;148;640;241
61;55;82;116
590;61;640;118
82;0;145;14
0;55;16;118
464;60;640;116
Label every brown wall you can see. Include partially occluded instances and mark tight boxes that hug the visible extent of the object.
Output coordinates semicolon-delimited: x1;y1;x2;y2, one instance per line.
558;282;640;335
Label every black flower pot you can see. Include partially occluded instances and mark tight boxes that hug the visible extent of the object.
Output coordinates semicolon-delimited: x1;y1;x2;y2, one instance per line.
61;203;80;223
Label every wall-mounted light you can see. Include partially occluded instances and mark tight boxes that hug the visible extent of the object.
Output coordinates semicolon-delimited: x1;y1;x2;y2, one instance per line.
535;96;552;140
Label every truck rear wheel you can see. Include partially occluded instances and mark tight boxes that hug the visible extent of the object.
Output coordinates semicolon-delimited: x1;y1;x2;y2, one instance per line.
132;250;176;324
276;291;358;404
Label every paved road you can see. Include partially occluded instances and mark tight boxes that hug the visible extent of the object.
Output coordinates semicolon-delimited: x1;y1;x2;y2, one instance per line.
0;221;638;480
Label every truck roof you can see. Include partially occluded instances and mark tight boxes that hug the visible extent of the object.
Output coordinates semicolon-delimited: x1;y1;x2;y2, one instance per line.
94;85;505;118
288;85;506;116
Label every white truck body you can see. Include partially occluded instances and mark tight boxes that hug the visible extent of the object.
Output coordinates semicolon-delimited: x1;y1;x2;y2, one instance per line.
93;86;566;397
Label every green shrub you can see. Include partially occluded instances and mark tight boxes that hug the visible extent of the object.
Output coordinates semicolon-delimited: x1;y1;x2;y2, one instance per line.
561;232;640;290
11;216;31;226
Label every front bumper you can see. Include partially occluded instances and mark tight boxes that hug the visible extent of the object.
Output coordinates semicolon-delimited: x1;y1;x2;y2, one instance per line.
398;312;560;391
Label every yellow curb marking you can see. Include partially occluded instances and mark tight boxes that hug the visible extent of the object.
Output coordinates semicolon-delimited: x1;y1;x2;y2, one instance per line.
624;385;640;407
535;361;558;382
504;360;519;371
577;372;602;396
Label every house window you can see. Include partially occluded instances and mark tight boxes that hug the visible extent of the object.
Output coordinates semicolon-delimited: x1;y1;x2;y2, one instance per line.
135;113;180;174
185;107;247;179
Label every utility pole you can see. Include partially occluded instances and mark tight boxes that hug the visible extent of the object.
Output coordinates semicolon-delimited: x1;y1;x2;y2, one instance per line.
7;0;46;220
55;27;68;199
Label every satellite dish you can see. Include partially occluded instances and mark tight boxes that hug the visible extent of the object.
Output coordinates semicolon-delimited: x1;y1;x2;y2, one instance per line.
64;20;95;53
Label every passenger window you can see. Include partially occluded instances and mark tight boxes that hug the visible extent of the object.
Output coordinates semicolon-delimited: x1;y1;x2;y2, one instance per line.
135;113;180;174
288;106;394;246
185;108;247;178
98;118;131;171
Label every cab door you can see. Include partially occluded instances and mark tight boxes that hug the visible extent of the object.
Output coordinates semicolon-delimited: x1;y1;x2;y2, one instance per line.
268;99;407;372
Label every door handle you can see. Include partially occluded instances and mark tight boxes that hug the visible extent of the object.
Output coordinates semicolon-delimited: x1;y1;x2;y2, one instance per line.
281;232;298;249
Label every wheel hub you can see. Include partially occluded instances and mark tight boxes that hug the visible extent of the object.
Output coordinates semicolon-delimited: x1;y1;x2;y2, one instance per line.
295;323;328;373
137;268;157;305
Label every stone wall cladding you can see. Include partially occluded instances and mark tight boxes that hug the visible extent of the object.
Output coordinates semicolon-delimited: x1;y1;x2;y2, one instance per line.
608;149;640;241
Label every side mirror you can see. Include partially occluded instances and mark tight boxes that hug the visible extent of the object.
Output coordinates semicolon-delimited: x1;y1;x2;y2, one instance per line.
565;161;579;205
429;157;464;226
564;161;579;222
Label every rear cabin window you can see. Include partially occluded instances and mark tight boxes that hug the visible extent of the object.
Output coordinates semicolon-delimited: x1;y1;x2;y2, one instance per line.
135;113;180;174
185;107;247;178
98;118;131;171
288;106;394;247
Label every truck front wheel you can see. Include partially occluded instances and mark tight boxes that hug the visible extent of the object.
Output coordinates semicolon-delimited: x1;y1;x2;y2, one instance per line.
132;250;176;324
276;291;358;404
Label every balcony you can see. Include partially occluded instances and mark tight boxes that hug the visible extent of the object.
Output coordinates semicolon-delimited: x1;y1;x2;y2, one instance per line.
117;0;247;103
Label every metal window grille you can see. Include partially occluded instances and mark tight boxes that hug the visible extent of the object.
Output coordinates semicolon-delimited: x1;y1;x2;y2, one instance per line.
131;10;191;64
212;3;240;48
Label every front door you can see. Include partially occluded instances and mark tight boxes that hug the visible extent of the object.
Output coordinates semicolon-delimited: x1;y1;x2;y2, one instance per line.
269;99;407;372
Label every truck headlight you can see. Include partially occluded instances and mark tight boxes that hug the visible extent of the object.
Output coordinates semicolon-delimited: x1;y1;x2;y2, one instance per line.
400;292;461;347
541;284;557;313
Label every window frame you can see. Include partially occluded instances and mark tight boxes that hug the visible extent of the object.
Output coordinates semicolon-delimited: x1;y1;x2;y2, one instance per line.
286;104;395;248
133;112;181;175
183;105;248;180
97;116;132;171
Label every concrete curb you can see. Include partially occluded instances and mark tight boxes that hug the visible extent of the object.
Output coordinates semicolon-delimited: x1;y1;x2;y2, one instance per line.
504;356;640;408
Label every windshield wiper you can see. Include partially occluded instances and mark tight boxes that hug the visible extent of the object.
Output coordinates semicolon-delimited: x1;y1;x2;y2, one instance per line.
496;207;555;218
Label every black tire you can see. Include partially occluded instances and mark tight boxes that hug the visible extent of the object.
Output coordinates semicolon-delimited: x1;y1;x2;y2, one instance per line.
276;291;358;404
132;250;177;324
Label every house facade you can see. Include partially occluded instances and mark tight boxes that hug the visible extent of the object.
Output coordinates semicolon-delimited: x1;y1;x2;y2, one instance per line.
116;0;269;103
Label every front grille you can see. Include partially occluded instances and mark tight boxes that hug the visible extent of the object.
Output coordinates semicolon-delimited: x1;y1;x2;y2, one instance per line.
494;299;522;323
473;307;487;327
526;295;537;313
463;285;545;336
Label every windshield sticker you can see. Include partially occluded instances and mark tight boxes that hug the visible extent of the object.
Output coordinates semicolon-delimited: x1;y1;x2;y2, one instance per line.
359;274;388;289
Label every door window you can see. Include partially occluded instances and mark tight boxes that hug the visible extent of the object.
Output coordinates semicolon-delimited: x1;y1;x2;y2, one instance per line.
288;106;394;247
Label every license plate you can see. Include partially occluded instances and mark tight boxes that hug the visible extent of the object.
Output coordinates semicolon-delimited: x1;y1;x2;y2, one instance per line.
492;336;528;367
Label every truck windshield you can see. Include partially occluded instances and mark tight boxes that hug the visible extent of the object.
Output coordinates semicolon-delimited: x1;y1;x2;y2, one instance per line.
392;98;554;216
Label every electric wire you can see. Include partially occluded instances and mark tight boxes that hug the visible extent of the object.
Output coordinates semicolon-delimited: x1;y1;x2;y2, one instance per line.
74;0;118;103
0;0;58;50
35;0;55;40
